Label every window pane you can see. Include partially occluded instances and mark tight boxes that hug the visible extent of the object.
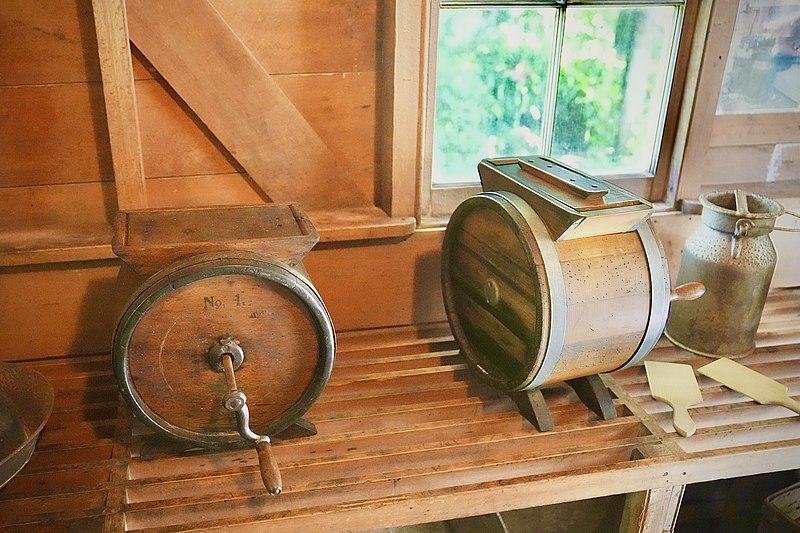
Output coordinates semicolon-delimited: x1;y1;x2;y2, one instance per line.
432;8;556;186
552;6;679;176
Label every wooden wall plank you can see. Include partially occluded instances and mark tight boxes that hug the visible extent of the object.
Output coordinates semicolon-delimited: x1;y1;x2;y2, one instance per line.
125;2;377;80
702;144;800;186
0;182;113;234
305;229;446;331
0;173;115;266
134;72;376;203
92;0;147;210
135;79;240;180
711;113;800;148
0;84;111;187
209;0;376;76
0;0;100;86
675;2;736;201
0;229;446;360
131;47;159;80
126;0;370;210
146;174;263;208
702;145;775;186
0;261;120;359
275;72;376;202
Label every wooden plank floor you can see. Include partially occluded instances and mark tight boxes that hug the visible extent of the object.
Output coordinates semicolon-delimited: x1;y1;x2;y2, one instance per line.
1;290;799;532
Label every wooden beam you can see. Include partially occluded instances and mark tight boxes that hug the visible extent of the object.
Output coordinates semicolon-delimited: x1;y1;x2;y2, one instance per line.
125;0;369;211
673;1;736;201
377;0;422;218
92;0;148;211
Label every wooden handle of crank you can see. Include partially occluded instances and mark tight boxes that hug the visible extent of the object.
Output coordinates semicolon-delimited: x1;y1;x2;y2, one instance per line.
255;439;282;495
670;282;706;302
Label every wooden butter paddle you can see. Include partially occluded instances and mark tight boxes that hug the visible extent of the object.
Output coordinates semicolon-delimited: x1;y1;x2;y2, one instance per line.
698;357;800;415
645;361;703;437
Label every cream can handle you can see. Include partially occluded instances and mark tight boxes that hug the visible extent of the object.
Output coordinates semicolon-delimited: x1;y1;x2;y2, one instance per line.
774;209;800;232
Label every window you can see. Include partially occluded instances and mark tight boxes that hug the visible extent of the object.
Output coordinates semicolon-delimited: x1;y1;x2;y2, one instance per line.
420;0;696;217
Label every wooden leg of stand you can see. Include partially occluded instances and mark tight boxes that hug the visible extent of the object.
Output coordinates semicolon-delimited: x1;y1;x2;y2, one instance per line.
274;417;317;441
566;374;617;420
508;388;554;432
619;485;685;533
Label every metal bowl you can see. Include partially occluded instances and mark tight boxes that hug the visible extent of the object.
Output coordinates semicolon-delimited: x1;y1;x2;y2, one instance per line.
0;361;53;489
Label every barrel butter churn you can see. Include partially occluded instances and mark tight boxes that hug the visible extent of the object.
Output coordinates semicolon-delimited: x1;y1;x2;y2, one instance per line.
441;157;702;427
111;204;335;495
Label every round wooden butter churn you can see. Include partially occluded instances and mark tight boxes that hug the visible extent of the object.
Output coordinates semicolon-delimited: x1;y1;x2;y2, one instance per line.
442;156;702;395
113;252;335;444
111;204;335;495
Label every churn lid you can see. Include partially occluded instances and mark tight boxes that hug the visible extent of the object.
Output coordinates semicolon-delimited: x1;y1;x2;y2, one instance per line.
478;156;653;240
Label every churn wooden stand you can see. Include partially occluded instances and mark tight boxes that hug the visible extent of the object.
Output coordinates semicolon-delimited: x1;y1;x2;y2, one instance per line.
111;203;335;495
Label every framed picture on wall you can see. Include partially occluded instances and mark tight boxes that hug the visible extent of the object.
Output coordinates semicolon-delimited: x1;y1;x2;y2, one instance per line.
717;1;800;114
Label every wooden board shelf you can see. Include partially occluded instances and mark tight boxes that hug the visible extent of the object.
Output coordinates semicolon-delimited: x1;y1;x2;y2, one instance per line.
1;292;799;532
0;204;416;268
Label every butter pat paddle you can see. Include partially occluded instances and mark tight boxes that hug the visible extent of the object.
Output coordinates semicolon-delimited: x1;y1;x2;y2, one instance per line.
698;357;800;415
645;361;703;437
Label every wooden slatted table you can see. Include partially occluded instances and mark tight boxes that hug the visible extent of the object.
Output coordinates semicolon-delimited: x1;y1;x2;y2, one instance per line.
1;290;799;532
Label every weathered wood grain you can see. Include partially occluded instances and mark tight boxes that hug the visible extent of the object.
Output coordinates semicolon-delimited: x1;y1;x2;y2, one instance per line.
209;0;376;76
0;0;100;86
126;0;369;210
0;83;111;187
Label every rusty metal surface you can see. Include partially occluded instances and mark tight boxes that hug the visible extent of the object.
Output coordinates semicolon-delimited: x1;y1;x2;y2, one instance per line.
0;361;53;488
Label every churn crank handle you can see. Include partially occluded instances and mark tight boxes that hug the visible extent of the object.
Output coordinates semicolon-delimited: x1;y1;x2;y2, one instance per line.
223;390;283;495
255;438;283;494
223;388;284;495
670;282;705;302
209;337;283;495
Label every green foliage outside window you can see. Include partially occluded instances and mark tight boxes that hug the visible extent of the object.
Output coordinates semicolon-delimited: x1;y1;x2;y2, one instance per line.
432;5;679;186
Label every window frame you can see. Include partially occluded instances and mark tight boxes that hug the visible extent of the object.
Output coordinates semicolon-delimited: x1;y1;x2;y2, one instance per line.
412;0;702;222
